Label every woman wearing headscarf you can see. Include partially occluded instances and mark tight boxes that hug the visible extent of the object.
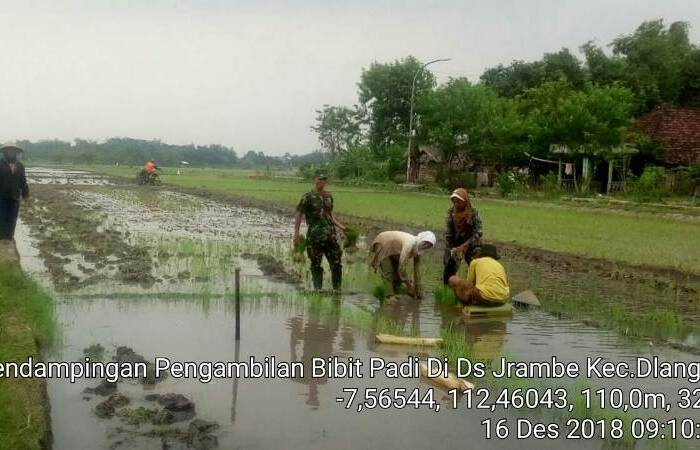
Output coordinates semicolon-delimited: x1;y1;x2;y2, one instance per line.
0;144;29;240
443;188;482;284
370;230;436;299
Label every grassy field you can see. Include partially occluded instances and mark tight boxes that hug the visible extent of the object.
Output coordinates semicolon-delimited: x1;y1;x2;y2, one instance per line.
0;264;55;450
84;165;700;274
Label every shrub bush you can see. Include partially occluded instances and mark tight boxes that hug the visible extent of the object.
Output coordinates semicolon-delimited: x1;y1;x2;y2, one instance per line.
497;171;518;197
437;169;477;191
539;172;560;197
630;166;668;202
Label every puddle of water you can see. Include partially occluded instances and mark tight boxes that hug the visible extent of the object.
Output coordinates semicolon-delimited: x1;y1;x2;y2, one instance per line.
48;295;613;450
26;167;114;185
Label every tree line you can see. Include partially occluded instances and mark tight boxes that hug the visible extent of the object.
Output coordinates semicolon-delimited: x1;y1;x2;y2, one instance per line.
18;137;324;169
311;19;700;183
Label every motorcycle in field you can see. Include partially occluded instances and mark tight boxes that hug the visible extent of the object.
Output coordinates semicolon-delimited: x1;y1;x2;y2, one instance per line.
136;169;162;186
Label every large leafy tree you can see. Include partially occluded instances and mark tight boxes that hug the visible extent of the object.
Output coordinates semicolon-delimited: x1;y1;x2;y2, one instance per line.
583;20;695;111
680;48;700;107
480;60;545;98
480;48;586;97
541;48;587;90
580;41;628;86
418;78;526;166
519;80;635;155
311;105;362;159
357;56;435;152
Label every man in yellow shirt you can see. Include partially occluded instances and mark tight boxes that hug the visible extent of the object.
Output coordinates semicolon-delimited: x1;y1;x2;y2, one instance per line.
448;244;509;306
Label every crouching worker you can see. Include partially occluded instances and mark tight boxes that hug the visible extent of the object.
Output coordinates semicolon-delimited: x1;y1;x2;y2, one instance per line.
448;244;509;306
370;231;436;299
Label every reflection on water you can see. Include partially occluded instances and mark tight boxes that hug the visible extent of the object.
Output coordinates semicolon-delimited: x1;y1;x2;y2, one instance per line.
288;300;342;408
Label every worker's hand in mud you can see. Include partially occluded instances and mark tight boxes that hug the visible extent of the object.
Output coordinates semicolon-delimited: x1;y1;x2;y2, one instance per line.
406;284;416;298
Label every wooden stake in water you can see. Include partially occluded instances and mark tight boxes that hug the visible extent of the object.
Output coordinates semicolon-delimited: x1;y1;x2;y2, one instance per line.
235;268;241;341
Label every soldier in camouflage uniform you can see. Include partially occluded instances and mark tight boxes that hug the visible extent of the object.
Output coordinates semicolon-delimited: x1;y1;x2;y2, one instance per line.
293;173;345;291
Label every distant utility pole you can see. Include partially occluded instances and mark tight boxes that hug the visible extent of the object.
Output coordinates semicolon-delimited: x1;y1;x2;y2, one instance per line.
405;58;451;183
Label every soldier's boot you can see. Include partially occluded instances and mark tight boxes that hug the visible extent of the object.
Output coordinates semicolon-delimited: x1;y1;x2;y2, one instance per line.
311;269;324;290
331;266;342;292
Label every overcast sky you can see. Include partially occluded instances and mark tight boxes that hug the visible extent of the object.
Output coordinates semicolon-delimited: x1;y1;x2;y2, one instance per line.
1;0;699;155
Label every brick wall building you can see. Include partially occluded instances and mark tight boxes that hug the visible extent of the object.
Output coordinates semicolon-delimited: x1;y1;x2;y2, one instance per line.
634;105;700;166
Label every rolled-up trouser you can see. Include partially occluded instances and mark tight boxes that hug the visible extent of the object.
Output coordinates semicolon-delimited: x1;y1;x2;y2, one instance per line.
379;255;402;294
307;237;343;290
449;278;505;307
0;197;20;240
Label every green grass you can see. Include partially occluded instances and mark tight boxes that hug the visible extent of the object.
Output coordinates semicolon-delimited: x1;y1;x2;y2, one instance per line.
84;165;700;274
0;264;55;450
545;290;689;341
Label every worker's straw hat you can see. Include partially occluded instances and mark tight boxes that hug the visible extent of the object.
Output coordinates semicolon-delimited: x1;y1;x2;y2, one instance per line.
0;143;24;154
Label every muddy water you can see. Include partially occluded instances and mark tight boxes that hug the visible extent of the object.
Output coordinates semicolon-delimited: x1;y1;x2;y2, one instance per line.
26;167;114;185
15;170;700;450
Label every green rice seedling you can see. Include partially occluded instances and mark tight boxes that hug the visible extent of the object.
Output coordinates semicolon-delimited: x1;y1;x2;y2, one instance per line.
292;236;306;263
343;225;359;249
440;326;473;367
434;285;457;305
372;283;387;301
375;315;405;336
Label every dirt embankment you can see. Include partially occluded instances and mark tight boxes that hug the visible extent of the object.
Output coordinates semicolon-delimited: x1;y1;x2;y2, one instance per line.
0;256;54;450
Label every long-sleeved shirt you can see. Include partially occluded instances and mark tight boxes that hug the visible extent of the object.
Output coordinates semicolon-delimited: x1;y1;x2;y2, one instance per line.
369;230;422;289
445;207;482;248
0;160;29;201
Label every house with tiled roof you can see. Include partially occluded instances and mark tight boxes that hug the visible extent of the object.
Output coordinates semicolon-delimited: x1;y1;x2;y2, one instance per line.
634;105;700;167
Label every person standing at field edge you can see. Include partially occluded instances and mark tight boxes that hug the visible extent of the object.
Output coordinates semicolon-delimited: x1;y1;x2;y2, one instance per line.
0;144;29;240
443;187;482;284
293;172;346;292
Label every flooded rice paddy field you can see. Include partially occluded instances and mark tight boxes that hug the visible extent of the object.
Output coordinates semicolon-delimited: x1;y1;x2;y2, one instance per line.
15;170;700;449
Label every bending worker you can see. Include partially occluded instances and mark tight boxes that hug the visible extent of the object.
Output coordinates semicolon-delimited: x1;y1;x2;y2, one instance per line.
370;230;436;299
443;188;482;285
448;244;509;306
293;172;345;292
